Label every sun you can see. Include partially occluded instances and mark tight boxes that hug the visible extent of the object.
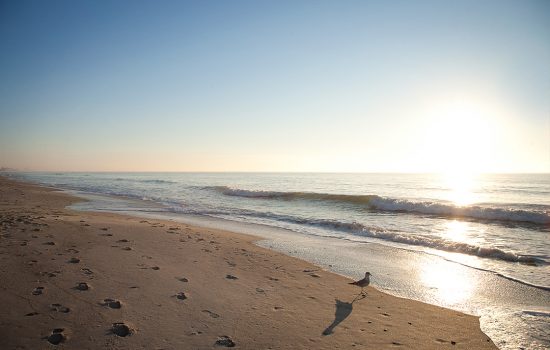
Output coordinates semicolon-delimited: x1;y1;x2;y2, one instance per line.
417;96;497;176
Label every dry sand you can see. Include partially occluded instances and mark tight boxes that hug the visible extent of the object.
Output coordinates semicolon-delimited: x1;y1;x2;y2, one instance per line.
0;176;497;349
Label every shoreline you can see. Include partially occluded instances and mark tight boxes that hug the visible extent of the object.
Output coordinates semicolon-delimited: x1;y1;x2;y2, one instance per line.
0;176;497;349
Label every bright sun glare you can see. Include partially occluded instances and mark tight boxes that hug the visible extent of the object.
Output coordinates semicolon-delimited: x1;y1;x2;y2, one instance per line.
417;96;497;205
421;97;496;176
444;172;477;206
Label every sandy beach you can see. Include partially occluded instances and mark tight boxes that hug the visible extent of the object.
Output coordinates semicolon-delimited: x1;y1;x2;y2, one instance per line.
0;176;496;349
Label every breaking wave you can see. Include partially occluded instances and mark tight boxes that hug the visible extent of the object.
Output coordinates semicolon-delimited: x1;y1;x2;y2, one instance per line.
234;212;548;265
164;199;550;267
208;186;550;225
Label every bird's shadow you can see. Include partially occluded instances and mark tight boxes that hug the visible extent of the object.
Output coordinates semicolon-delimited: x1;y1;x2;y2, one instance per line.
322;292;367;336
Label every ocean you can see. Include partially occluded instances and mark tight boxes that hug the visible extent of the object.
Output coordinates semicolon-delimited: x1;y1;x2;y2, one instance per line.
7;172;550;349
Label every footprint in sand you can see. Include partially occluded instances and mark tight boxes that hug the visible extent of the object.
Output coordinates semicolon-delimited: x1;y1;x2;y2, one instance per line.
177;277;189;282
81;268;93;275
75;282;90;291
32;286;44;295
225;274;238;280
50;303;70;313
111;322;132;337
202;310;220;318
40;271;57;278
25;312;39;316
117;239;129;243
122;247;132;251
101;298;122;309
174;292;187;300
43;241;55;246
100;227;109;231
215;336;235;347
46;328;66;345
68;257;80;264
151;266;160;270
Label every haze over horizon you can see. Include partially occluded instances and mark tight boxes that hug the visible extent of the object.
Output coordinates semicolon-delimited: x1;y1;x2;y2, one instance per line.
1;0;549;173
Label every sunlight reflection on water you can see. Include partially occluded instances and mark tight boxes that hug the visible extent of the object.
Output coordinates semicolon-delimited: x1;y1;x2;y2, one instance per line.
420;258;477;306
442;172;478;206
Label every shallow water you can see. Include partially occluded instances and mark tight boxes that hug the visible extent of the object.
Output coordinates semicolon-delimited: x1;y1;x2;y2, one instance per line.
8;172;550;349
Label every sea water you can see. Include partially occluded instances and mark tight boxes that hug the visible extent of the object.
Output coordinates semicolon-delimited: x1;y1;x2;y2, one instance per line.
7;172;550;349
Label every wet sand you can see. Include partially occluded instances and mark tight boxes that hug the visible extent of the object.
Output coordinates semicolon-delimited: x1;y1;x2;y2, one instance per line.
0;176;496;349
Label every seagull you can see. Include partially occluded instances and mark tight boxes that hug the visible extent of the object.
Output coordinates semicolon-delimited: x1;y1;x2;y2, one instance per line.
349;272;371;295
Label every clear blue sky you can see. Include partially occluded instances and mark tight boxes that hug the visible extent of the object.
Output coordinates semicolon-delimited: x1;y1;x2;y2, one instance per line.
1;0;549;172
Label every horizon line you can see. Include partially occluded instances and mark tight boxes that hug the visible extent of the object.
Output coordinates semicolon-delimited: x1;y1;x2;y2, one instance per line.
2;170;549;175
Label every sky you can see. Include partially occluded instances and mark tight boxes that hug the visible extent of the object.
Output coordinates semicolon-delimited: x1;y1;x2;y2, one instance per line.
1;0;549;172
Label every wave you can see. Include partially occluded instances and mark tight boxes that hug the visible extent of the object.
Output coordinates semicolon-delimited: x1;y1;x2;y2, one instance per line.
166;201;548;267
522;310;550;317
251;213;547;265
114;178;176;184
207;186;550;225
